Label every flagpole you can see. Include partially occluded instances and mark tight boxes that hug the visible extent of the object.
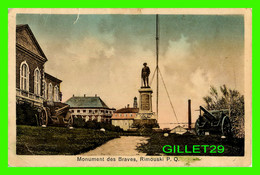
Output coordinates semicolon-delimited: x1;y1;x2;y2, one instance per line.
156;14;159;118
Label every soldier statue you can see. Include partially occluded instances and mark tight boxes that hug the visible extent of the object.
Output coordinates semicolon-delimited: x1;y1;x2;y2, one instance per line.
141;62;150;87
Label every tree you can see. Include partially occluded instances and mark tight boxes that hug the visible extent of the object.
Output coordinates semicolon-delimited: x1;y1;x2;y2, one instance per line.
203;85;244;138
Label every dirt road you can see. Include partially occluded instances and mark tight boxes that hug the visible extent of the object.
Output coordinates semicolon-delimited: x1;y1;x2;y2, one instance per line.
81;136;148;156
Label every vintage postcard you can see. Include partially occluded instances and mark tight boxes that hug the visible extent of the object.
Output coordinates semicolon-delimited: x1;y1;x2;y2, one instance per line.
8;8;252;167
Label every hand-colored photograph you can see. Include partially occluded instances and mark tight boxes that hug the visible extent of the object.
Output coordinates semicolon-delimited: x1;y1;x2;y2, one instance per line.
8;8;252;167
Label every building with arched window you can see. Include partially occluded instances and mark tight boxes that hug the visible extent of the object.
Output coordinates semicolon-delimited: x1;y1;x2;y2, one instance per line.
16;24;63;106
44;73;62;102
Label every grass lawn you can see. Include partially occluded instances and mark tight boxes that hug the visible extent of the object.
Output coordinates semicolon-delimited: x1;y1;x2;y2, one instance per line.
16;125;120;155
137;133;244;156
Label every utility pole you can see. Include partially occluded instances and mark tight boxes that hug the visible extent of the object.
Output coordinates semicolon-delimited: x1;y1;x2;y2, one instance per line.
156;14;159;118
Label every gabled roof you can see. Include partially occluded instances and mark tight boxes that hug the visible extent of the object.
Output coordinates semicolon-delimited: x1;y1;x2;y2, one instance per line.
114;108;139;113
65;96;110;109
16;24;47;61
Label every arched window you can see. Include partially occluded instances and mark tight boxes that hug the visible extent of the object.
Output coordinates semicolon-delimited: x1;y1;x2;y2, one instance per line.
54;85;59;102
42;80;47;99
20;61;30;91
34;68;41;95
48;83;53;100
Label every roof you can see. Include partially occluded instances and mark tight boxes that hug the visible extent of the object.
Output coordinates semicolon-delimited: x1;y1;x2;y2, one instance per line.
65;96;110;109
16;24;47;61
45;72;62;83
114;108;139;113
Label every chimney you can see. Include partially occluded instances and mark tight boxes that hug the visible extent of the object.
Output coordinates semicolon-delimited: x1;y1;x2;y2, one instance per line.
127;104;130;108
188;99;192;130
133;97;138;108
95;94;97;97
84;94;86;97
73;94;74;97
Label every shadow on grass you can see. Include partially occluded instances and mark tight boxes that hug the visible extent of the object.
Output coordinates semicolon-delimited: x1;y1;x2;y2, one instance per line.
16;125;120;155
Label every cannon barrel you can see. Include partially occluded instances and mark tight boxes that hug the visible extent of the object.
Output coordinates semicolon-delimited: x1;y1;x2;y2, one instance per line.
208;109;229;114
54;105;70;116
199;106;217;122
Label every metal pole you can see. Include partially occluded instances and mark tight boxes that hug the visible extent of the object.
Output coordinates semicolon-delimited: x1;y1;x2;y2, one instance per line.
156;14;159;118
188;99;191;130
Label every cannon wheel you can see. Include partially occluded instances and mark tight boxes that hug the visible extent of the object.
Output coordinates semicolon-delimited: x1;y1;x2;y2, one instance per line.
39;107;48;126
221;116;231;136
195;119;205;136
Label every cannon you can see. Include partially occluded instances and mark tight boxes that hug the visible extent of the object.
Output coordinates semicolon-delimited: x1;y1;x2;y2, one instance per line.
195;106;231;136
39;101;73;127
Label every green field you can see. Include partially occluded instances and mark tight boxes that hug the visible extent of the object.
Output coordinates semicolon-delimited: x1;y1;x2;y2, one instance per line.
16;125;120;155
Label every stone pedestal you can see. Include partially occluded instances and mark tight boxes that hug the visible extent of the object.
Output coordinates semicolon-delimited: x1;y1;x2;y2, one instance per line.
135;87;157;121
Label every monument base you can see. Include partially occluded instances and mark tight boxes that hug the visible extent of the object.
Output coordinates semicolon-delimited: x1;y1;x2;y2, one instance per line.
133;119;159;128
138;87;154;113
133;85;159;128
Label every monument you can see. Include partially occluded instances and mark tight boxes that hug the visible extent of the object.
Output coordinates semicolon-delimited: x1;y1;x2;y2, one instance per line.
134;63;157;126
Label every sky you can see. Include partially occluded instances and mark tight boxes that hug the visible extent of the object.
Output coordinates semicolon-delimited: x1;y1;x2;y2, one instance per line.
16;14;244;128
